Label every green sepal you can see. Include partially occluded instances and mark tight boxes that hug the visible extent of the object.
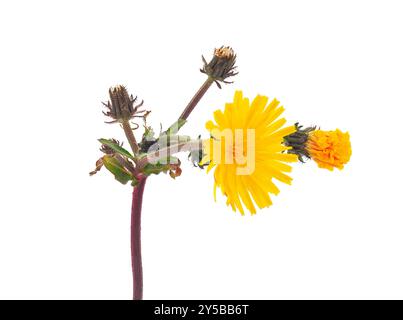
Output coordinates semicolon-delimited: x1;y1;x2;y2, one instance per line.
98;138;135;159
103;156;133;184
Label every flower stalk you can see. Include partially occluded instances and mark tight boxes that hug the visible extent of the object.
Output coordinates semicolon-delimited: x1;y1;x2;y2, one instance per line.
122;120;139;155
131;176;147;300
177;46;237;125
179;78;214;121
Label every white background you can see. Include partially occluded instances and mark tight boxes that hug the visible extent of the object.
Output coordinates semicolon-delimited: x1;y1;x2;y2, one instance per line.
1;0;403;300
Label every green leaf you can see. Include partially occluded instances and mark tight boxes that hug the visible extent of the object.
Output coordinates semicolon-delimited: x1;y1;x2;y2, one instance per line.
142;156;180;176
165;119;187;135
103;156;133;184
98;139;135;159
143;163;167;176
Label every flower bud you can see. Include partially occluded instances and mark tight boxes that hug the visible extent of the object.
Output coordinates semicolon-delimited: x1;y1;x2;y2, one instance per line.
201;46;238;88
102;85;147;123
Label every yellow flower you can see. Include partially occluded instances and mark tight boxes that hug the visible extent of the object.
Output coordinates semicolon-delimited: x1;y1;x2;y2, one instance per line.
201;91;298;215
307;129;352;171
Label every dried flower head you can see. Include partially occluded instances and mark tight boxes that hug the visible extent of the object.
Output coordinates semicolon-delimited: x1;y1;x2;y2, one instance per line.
201;46;238;88
102;85;149;123
214;46;234;59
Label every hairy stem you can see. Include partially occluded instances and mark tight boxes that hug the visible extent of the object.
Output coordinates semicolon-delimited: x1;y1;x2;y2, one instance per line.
179;77;214;121
122;120;139;155
131;177;147;300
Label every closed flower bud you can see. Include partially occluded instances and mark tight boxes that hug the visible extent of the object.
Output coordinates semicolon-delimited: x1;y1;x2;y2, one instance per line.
102;85;148;123
201;46;238;88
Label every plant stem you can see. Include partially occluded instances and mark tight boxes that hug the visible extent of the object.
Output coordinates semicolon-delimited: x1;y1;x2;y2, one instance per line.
179;77;214;121
129;77;212;300
122;120;139;155
131;176;147;300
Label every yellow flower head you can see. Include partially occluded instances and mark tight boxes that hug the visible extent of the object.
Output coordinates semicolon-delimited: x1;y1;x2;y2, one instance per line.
201;91;298;215
307;129;352;171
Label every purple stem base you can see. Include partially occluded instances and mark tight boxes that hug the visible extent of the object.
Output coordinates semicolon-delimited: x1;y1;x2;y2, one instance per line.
131;177;147;300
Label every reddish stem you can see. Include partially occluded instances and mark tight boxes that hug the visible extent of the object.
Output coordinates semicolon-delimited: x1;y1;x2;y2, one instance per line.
179;77;213;121
131;177;147;300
